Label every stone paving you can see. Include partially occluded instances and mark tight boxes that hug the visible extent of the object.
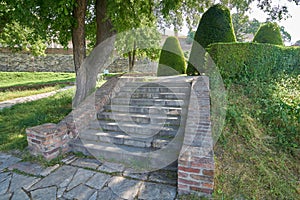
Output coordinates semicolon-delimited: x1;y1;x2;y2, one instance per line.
0;153;178;200
0;86;74;110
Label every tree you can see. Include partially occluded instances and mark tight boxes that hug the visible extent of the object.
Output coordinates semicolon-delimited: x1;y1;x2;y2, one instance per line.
157;36;186;76
187;4;236;75
1;0;299;105
253;22;284;45
232;13;261;41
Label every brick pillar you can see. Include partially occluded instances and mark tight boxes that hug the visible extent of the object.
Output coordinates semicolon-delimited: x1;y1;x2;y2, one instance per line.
26;123;70;160
178;76;214;197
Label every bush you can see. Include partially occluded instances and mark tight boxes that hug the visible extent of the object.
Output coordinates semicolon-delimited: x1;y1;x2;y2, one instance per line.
253;22;284;45
187;4;236;75
207;42;300;80
157;36;186;76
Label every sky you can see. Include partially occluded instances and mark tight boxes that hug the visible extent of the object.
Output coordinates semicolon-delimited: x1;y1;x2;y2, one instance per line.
248;1;300;44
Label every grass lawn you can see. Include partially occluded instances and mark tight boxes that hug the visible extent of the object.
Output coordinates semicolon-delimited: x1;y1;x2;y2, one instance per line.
0;88;74;151
0;72;75;88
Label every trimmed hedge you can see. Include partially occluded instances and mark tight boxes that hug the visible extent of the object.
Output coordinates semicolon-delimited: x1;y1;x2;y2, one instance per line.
157;36;186;76
187;4;236;75
207;42;300;80
253;22;284;46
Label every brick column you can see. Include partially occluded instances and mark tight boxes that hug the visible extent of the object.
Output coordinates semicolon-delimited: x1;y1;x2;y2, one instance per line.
178;76;214;197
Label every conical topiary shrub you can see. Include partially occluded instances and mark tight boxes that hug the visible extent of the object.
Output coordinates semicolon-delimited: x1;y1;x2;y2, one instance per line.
157;36;186;76
253;22;284;45
187;4;236;75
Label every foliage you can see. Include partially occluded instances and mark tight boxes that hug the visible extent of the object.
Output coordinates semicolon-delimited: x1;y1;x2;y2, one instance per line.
0;89;73;151
157;36;186;76
232;13;261;41
0;72;75;88
0;22;47;56
253;22;284;45
279;25;291;43
212;41;299;198
207;43;300;80
187;4;236;75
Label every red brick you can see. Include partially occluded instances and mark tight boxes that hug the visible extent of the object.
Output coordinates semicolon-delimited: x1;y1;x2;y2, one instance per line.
178;178;200;186
202;182;214;189
178;184;189;189
178;166;200;173
190;186;213;194
190;174;213;182
202;169;214;176
178;171;189;178
190;162;214;169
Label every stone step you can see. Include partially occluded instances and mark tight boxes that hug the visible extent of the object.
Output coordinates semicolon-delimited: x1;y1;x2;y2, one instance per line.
97;112;182;126
70;139;182;172
110;98;185;107
115;92;188;100
102;105;183;115
79;129;172;149
93;121;179;138
121;86;190;93
124;81;191;88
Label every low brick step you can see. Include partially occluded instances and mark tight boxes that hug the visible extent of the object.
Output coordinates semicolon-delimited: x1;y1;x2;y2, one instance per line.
121;86;190;93
102;105;183;115
70;139;181;172
115;91;188;100
94;121;179;137
79;129;172;149
110;98;185;107
97;112;182;126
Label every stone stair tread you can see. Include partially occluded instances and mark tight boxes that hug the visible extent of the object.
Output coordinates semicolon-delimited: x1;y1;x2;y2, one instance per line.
111;98;185;107
95;121;179;130
98;112;180;120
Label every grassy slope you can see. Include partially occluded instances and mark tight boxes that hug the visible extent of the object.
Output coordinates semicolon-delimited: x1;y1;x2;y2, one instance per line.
0;72;75;88
214;75;300;199
0;89;74;151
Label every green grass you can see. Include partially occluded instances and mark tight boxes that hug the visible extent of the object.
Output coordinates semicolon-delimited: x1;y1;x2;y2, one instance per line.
0;88;74;151
214;73;300;199
0;72;75;88
0;84;67;102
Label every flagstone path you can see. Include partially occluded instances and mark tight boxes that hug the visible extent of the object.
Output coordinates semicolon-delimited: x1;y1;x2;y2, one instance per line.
0;152;178;200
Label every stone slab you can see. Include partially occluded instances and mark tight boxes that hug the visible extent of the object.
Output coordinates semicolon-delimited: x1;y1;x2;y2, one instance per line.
138;182;177;200
98;162;125;174
97;187;124;200
149;170;177;185
9;173;40;192
31;186;57;200
71;158;101;169
85;172;111;190
108;176;142;200
11;190;30;200
0;155;21;172
29;165;77;190
67;168;95;190
63;184;95;200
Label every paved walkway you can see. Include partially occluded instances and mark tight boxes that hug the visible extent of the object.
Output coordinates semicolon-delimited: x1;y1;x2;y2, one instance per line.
0;153;178;200
0;86;74;110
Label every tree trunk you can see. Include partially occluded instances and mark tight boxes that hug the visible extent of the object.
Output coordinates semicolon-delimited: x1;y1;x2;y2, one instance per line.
73;0;115;107
72;0;88;73
96;0;115;45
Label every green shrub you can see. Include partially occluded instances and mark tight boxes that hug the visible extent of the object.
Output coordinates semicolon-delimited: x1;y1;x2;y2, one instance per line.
207;42;300;81
187;4;236;75
157;36;186;76
253;22;284;45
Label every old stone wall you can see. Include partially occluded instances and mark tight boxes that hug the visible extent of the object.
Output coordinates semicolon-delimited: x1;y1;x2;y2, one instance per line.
0;48;157;74
0;48;74;72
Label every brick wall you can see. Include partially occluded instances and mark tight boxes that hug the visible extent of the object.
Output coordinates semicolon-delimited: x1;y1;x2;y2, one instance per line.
178;76;214;197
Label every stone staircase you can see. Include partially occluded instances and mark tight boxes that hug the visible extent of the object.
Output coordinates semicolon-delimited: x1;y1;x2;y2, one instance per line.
70;77;192;172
